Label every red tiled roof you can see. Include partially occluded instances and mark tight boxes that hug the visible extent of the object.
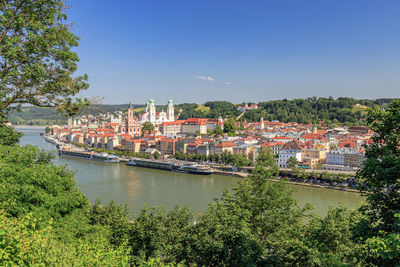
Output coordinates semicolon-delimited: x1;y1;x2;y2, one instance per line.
216;142;237;148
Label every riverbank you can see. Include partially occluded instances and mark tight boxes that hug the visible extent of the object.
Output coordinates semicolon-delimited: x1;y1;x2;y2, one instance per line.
21;130;365;216
42;134;361;193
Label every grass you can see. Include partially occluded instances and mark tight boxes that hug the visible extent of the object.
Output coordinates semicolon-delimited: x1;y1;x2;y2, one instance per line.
195;105;210;114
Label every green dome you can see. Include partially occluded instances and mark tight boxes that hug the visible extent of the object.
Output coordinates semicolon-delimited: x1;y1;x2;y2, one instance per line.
149;99;154;104
168;99;173;104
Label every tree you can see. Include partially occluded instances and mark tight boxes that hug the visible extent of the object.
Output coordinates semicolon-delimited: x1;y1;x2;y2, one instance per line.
56;97;90;129
0;120;22;146
356;100;400;265
89;200;131;247
142;121;154;135
223;118;236;136
357;100;400;231
214;125;223;136
0;0;89;117
231;153;251;169
255;147;278;176
287;157;299;169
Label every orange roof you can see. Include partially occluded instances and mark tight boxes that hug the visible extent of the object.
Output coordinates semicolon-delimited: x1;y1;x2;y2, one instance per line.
216;142;237;148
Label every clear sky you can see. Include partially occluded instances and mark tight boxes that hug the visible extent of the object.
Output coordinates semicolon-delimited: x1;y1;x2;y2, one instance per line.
68;0;400;104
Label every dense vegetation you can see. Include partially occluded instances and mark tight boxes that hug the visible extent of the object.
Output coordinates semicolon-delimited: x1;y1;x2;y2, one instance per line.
4;100;400;265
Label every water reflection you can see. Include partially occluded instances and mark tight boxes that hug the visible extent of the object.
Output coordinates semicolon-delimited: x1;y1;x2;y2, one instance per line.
17;129;365;216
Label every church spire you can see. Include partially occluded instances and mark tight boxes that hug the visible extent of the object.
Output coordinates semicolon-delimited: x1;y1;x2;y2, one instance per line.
129;101;133;109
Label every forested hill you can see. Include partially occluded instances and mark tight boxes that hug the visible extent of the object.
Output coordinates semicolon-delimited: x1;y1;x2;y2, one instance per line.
8;97;395;126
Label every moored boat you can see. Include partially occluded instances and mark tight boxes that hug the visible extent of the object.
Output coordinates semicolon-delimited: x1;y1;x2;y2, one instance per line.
171;163;214;175
58;149;120;163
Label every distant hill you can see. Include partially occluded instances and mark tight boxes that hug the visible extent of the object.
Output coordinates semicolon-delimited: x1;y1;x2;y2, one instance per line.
7;98;396;126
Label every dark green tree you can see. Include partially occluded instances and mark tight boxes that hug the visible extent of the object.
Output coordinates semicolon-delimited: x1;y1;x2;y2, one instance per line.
0;0;89;118
356;99;400;265
142;121;155;135
255;147;279;177
0;121;22;146
223;118;236;136
214;125;223;136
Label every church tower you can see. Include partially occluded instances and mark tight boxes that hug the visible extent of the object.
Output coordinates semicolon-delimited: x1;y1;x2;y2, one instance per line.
128;102;134;126
149;99;156;123
167;99;174;121
260;116;265;130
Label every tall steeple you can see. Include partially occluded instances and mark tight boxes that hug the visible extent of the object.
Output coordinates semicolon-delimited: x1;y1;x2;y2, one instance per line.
167;99;174;121
128;101;134;126
149;99;156;123
260;116;265;130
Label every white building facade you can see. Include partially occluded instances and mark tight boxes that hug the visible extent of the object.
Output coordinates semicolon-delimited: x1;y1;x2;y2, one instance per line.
139;99;175;125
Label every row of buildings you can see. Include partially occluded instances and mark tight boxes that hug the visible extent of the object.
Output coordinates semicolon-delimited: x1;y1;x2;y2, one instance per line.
51;102;372;171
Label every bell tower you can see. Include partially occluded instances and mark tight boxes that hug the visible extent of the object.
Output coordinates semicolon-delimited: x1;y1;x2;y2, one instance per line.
167;99;174;121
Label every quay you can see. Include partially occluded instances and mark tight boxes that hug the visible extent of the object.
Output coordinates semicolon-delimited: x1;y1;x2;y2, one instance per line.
39;134;361;190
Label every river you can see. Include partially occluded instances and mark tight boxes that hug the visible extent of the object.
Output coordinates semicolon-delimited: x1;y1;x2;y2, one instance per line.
17;128;365;216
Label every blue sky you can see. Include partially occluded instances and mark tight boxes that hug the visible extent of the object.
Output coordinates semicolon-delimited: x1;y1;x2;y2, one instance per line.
68;0;400;104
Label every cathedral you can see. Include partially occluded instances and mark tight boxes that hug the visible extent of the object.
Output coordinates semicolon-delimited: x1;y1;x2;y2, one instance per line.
139;99;175;125
119;103;142;136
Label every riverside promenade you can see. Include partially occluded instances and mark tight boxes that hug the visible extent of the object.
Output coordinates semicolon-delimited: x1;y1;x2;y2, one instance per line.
42;133;359;192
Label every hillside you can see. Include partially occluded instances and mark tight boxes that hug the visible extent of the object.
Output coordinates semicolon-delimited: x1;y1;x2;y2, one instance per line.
7;97;396;126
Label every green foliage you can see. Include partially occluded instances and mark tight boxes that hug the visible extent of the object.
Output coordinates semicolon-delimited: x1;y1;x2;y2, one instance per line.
0;123;22;146
89;200;132;247
355;99;400;265
143;121;155;134
250;97;390;124
8;106;66;125
0;210;130;266
129;206;194;265
0;0;89;117
287;157;299;169
254;147;278;177
357;100;400;232
0;145;89;223
231;153;251;168
362;213;400;264
214;125;223;136
223;117;236;135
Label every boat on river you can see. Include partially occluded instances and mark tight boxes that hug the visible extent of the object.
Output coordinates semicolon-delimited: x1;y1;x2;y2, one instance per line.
126;159;214;175
171;163;214;175
59;149;120;163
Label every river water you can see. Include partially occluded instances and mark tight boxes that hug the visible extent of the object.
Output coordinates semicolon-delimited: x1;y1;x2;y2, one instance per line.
18;128;365;216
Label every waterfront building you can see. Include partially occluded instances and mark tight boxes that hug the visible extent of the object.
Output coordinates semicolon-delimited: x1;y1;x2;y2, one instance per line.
278;139;304;168
344;152;365;168
107;137;121;150
156;138;176;155
125;139;142;153
215;141;237;155
197;142;211;157
186;142;200;154
175;138;199;153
